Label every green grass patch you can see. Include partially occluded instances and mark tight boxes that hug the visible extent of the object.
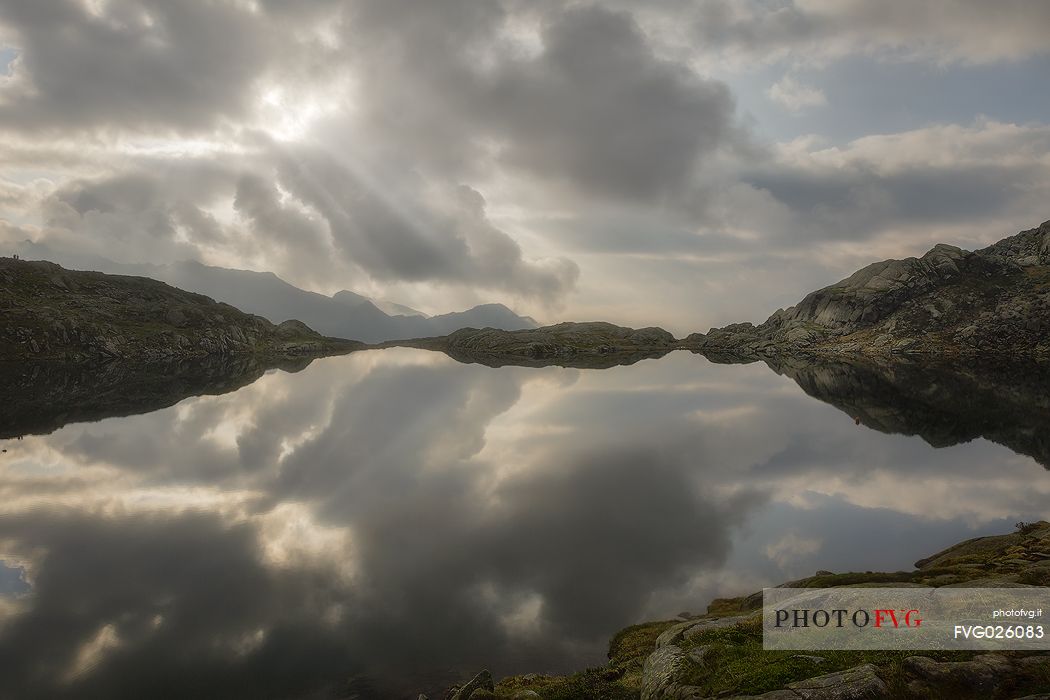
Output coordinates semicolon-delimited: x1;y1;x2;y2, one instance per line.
677;616;979;697
495;668;636;700
608;620;678;667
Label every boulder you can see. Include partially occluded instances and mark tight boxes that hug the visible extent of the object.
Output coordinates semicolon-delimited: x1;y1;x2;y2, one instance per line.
781;664;889;699
450;670;494;700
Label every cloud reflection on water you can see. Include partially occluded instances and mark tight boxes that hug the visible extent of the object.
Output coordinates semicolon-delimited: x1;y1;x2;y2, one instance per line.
0;349;1046;698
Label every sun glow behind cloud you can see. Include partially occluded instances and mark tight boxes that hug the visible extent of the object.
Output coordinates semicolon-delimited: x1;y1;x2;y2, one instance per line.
259;85;344;143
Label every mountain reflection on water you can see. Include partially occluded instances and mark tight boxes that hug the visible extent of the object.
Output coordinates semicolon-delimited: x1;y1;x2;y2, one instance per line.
0;349;1047;699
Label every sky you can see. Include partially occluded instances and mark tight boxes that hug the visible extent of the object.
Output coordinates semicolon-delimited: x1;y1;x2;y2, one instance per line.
0;0;1048;335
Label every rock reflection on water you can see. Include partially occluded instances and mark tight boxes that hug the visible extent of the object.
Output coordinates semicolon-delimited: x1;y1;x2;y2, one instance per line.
0;349;1047;699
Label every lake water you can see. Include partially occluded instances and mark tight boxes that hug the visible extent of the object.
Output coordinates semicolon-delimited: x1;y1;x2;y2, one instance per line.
0;348;1047;698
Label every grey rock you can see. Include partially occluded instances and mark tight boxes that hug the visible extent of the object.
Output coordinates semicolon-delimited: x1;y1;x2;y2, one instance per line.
655;615;751;648
903;654;1012;696
640;645;701;700
686;645;712;665
450;670;494;700
784;663;889;699
165;308;188;326
720;664;889;700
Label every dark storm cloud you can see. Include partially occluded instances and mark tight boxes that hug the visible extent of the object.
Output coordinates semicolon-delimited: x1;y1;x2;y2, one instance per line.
484;5;737;202
346;1;741;204
0;0;278;132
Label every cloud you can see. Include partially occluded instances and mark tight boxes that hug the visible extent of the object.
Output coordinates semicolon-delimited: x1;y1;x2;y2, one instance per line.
0;0;1047;328
342;2;742;204
765;532;822;568
744;120;1050;244
7;144;579;304
483;5;738;203
35;162;238;264
767;74;826;112
270;145;580;301
678;0;1050;65
0;0;283;133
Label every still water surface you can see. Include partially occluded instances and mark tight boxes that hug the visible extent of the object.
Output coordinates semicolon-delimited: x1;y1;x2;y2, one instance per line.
0;349;1046;698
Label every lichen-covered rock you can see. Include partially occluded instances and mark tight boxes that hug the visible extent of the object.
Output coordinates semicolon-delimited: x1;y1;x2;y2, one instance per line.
643;654;891;699
901;653;1050;698
778;664;889;699
641;645;705;700
902;654;1012;696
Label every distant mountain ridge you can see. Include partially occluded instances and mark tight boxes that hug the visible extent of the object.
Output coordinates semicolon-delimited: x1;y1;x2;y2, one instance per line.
10;242;537;343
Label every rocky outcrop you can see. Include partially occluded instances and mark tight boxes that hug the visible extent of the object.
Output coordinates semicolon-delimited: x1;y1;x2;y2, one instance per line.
394;322;678;368
449;670;496;700
0;258;362;362
688;220;1050;360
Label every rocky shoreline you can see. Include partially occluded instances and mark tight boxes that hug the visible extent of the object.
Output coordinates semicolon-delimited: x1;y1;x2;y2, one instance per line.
5;220;1049;369
433;522;1050;699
